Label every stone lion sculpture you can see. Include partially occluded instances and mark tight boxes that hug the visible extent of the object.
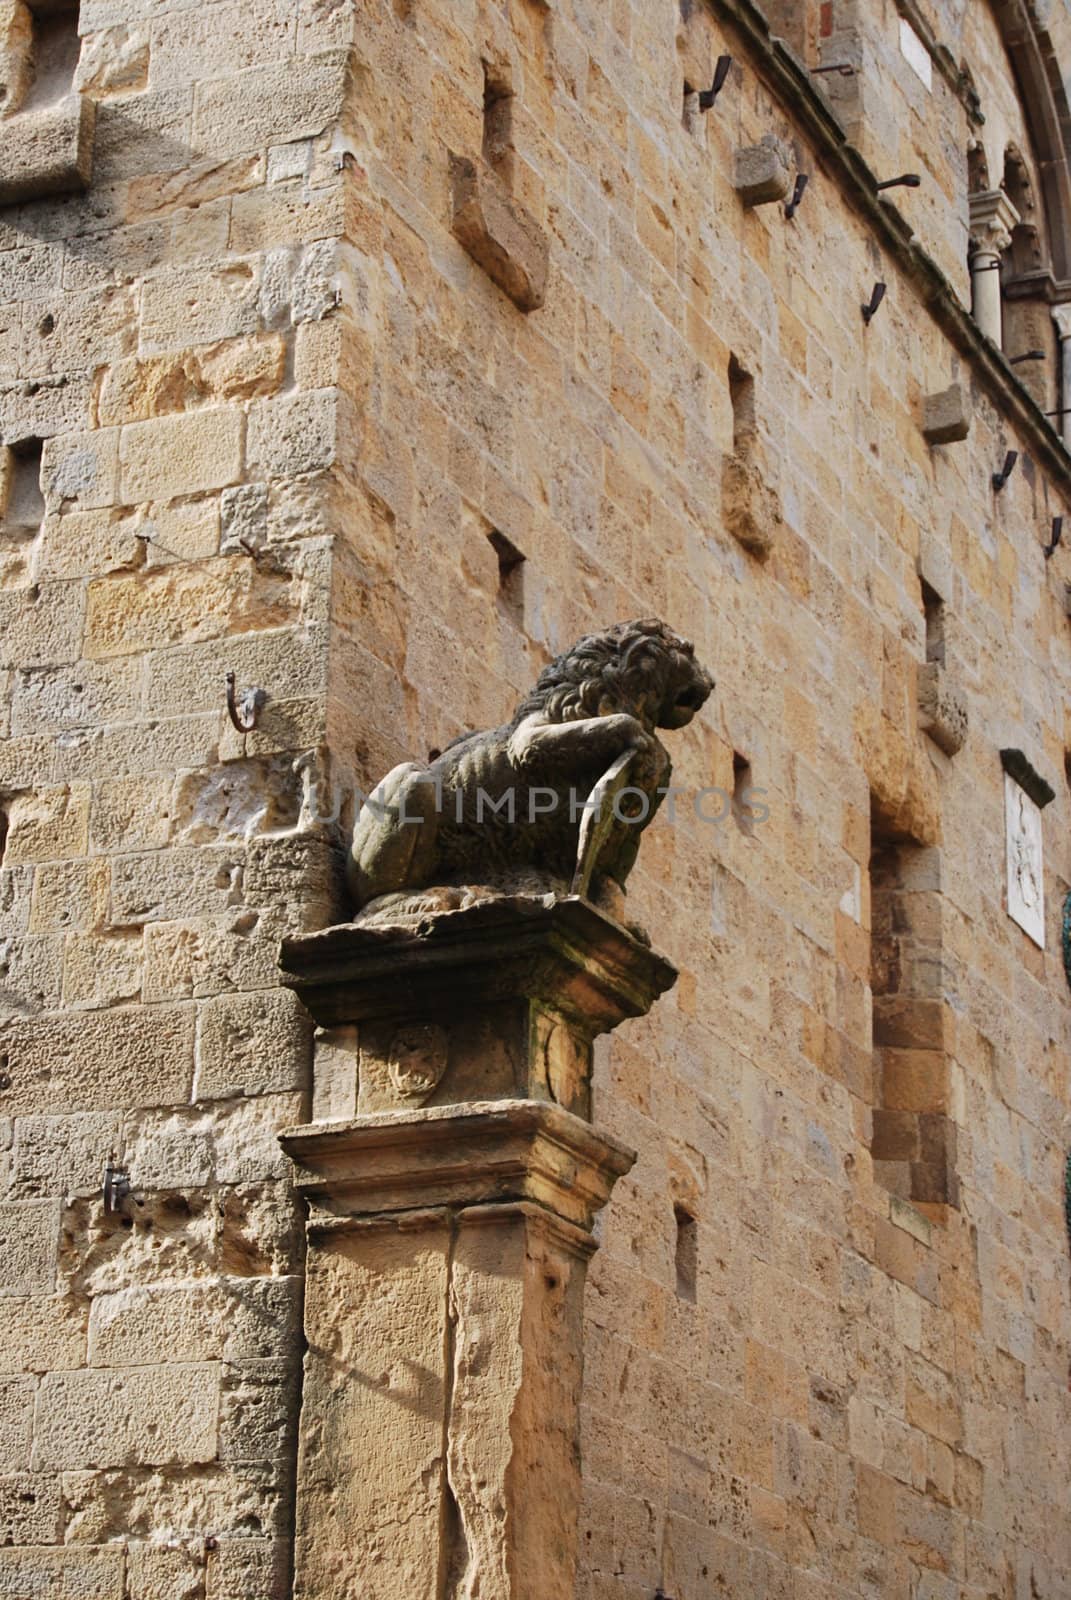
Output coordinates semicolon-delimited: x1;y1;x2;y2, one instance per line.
348;619;713;927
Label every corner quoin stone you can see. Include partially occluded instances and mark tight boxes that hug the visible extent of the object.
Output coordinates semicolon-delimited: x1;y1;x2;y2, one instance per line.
449;152;549;313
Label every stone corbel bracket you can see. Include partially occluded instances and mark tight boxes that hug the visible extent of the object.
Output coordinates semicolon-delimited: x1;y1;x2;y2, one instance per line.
722;450;782;559
732;134;792;207
449;151;549;312
0;92;94;206
918;662;968;755
921;381;971;445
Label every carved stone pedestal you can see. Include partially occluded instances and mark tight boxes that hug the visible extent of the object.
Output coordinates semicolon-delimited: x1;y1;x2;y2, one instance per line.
278;897;676;1600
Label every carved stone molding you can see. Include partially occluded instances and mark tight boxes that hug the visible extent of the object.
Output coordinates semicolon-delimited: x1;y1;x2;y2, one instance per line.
280;894;677;1119
280;1097;637;1234
968;188;1020;259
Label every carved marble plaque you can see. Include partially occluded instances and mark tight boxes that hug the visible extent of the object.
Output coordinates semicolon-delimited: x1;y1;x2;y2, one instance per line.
1005;773;1045;947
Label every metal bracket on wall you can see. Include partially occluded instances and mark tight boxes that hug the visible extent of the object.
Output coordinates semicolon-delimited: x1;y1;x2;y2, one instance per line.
1044;516;1063;558
992;450;1018;491
784;173;809;221
698;55;733;110
103;1161;131;1216
225;672;267;734
862;282;886;324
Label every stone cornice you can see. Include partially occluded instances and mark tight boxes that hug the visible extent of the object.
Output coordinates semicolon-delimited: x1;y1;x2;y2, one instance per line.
706;0;1071;497
280;1098;638;1232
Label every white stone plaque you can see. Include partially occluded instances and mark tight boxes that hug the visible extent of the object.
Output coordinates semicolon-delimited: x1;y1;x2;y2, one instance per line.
900;18;932;89
1005;773;1045;947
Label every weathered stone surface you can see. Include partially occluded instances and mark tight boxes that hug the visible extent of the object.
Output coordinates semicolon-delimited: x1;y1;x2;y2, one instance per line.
450;152;550;313
0;1006;194;1115
0;93;94;205
89;1276;301;1367
0;1198;60;1295
33;1364;220;1470
195;988;311;1101
922;382;972;444
732;134;793;206
917;662;969;755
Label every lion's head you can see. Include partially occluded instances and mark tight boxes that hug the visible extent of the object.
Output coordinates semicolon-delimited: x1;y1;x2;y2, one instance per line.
511;619;713;732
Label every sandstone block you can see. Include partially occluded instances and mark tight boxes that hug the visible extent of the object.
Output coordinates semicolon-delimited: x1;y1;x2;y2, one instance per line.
219;1358;297;1463
732;135;793;206
108;846;245;925
62;929;144;1008
0;1375;34;1468
0;1544;124;1597
0;93;94;206
0;1293;85;1372
190;52;348;161
85;556;294;658
0;581;84;670
89;1276;301;1367
29;857;109;933
0;1005;194;1115
917;662;967;755
35;506;142;580
0;932;63;1014
0;1473;62;1545
40;428;120;512
32;1363;220;1470
118;407;243;504
194;987;312;1100
921;383;971;445
220;483;269;554
246;389;342;479
140;261;261;354
170;757;302;847
126;1542;204;1600
0;1198;60;1295
206;1537;290;1600
450;152;549;312
0;0;33;118
10;658;140;735
89;775;173;853
722;452;781;558
73;24;150;97
3;783;89;863
10;1111;122;1198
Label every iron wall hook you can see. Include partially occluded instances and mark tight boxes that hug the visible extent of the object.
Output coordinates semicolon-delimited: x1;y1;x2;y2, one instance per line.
810;62;855;77
226;672;267;734
876;173;921;192
784;173;809;220
862;282;886;324
103;1161;131;1216
1045;516;1063;558
1011;349;1045;366
993;450;1018;492
698;55;733;110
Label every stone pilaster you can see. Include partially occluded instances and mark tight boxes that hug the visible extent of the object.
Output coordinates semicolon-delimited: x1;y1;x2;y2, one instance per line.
278;896;676;1599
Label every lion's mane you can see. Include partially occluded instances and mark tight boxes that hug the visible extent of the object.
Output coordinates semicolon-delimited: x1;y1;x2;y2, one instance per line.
509;618;702;729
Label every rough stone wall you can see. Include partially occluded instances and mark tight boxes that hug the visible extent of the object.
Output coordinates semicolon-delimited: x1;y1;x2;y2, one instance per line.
0;3;359;1594
2;2;1071;1600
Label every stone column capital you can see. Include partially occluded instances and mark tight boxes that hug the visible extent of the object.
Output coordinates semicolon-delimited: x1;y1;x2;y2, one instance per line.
968;187;1020;257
